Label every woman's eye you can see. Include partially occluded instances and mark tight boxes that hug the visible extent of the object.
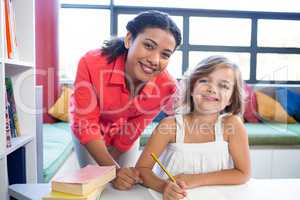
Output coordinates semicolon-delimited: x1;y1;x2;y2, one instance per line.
198;79;208;83
162;53;171;59
144;42;154;49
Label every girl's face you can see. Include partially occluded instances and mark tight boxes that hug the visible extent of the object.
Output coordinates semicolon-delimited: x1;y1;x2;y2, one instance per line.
192;65;235;115
124;27;176;84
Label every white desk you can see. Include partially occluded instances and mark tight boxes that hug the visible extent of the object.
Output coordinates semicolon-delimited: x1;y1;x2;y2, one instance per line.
8;179;300;200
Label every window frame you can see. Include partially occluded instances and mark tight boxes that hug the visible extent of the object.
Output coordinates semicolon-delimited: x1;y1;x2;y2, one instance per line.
60;2;300;84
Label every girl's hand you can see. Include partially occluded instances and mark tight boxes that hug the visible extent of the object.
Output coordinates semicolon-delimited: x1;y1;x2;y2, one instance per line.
163;180;187;200
112;167;143;190
173;174;193;189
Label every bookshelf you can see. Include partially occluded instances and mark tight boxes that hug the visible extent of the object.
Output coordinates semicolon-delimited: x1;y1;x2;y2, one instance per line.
0;0;37;199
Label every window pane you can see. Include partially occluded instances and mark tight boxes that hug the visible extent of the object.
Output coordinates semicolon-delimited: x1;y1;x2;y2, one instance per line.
60;0;110;5
117;14;135;37
59;9;110;80
190;17;251;46
257;53;300;81
189;51;250;80
168;51;182;79
258;20;300;48
114;0;300;12
117;14;183;37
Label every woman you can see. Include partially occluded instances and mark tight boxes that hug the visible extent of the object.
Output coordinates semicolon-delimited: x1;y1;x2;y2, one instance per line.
70;10;182;190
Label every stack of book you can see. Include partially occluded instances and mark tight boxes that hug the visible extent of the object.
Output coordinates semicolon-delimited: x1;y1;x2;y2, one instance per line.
43;165;116;200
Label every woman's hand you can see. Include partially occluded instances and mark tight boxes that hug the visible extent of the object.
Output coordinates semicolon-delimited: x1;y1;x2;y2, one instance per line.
163;180;187;200
112;167;143;190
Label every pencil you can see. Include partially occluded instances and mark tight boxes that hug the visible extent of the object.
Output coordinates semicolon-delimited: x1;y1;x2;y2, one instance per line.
151;153;191;200
151;153;176;183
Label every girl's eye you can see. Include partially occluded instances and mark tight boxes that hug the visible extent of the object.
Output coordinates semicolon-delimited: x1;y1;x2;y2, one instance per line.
220;84;230;90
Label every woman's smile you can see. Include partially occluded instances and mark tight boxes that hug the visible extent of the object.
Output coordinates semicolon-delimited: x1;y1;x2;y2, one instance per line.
139;61;157;75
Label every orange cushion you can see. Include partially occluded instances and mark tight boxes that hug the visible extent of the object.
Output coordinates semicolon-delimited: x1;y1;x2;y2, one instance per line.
48;87;73;122
255;91;296;123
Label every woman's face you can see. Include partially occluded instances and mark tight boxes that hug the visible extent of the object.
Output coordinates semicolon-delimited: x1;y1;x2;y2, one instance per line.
124;27;176;84
191;65;235;115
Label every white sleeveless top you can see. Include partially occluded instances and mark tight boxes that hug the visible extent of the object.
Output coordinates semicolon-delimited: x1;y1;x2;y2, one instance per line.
154;114;234;179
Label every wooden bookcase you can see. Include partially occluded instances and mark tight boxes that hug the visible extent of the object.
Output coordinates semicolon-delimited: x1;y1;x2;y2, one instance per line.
0;0;37;199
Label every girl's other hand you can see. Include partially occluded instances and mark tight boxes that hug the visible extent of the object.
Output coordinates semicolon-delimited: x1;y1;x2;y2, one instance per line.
112;167;143;190
174;174;193;189
163;180;187;200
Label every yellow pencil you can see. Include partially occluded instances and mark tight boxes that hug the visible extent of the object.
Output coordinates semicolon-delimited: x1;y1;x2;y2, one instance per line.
151;153;191;200
151;153;176;183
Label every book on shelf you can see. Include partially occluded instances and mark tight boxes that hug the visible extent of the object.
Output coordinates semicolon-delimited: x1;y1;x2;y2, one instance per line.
4;0;18;59
51;165;116;196
5;77;21;137
5;90;12;148
7;146;27;184
42;186;104;200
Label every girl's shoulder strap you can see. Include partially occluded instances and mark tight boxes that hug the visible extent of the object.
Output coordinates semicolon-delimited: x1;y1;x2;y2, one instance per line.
175;114;185;143
214;113;231;142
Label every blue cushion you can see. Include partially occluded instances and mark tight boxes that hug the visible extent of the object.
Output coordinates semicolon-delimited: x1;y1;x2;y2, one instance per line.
276;88;300;121
153;111;168;123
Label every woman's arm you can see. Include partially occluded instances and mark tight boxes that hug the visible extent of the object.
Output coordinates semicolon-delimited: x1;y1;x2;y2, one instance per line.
135;117;176;193
72;55;141;190
85;140;142;190
174;115;251;188
85;140;119;166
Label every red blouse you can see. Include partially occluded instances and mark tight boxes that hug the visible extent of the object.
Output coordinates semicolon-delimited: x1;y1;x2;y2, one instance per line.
70;49;177;152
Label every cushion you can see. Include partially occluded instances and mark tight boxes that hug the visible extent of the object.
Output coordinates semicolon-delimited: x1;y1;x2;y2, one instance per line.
255;91;297;123
153;111;168;123
48;87;73;122
243;84;259;123
276;88;300;121
140;122;159;147
43;122;73;182
245;123;300;145
140;122;300;147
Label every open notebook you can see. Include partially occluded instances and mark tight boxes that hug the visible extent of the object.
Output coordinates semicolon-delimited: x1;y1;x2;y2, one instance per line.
148;187;227;200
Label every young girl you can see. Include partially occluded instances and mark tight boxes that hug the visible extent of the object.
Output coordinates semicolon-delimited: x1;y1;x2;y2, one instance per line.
136;56;251;200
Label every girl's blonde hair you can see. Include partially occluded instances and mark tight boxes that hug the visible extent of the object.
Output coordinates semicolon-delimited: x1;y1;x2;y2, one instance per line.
176;55;245;115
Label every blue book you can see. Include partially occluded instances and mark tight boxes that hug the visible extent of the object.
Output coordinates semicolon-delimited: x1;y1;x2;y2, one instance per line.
7;147;27;184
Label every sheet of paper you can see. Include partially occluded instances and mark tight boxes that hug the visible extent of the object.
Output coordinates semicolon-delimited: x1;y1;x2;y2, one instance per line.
148;187;227;200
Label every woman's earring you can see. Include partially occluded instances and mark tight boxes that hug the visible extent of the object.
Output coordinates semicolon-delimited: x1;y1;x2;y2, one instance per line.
124;41;129;49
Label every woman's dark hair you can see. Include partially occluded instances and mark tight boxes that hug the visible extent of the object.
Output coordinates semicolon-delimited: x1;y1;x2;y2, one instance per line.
101;10;182;63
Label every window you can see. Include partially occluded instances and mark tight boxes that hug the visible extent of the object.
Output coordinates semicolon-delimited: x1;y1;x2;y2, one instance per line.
189;17;251;46
59;1;300;84
59;8;110;80
114;0;300;12
257;54;300;81
60;0;110;5
168;51;182;79
258;19;300;48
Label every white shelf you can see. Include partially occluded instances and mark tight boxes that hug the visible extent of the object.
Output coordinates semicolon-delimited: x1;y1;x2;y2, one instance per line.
4;59;34;77
0;0;36;199
0;135;34;160
5;59;34;68
6;135;34;156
